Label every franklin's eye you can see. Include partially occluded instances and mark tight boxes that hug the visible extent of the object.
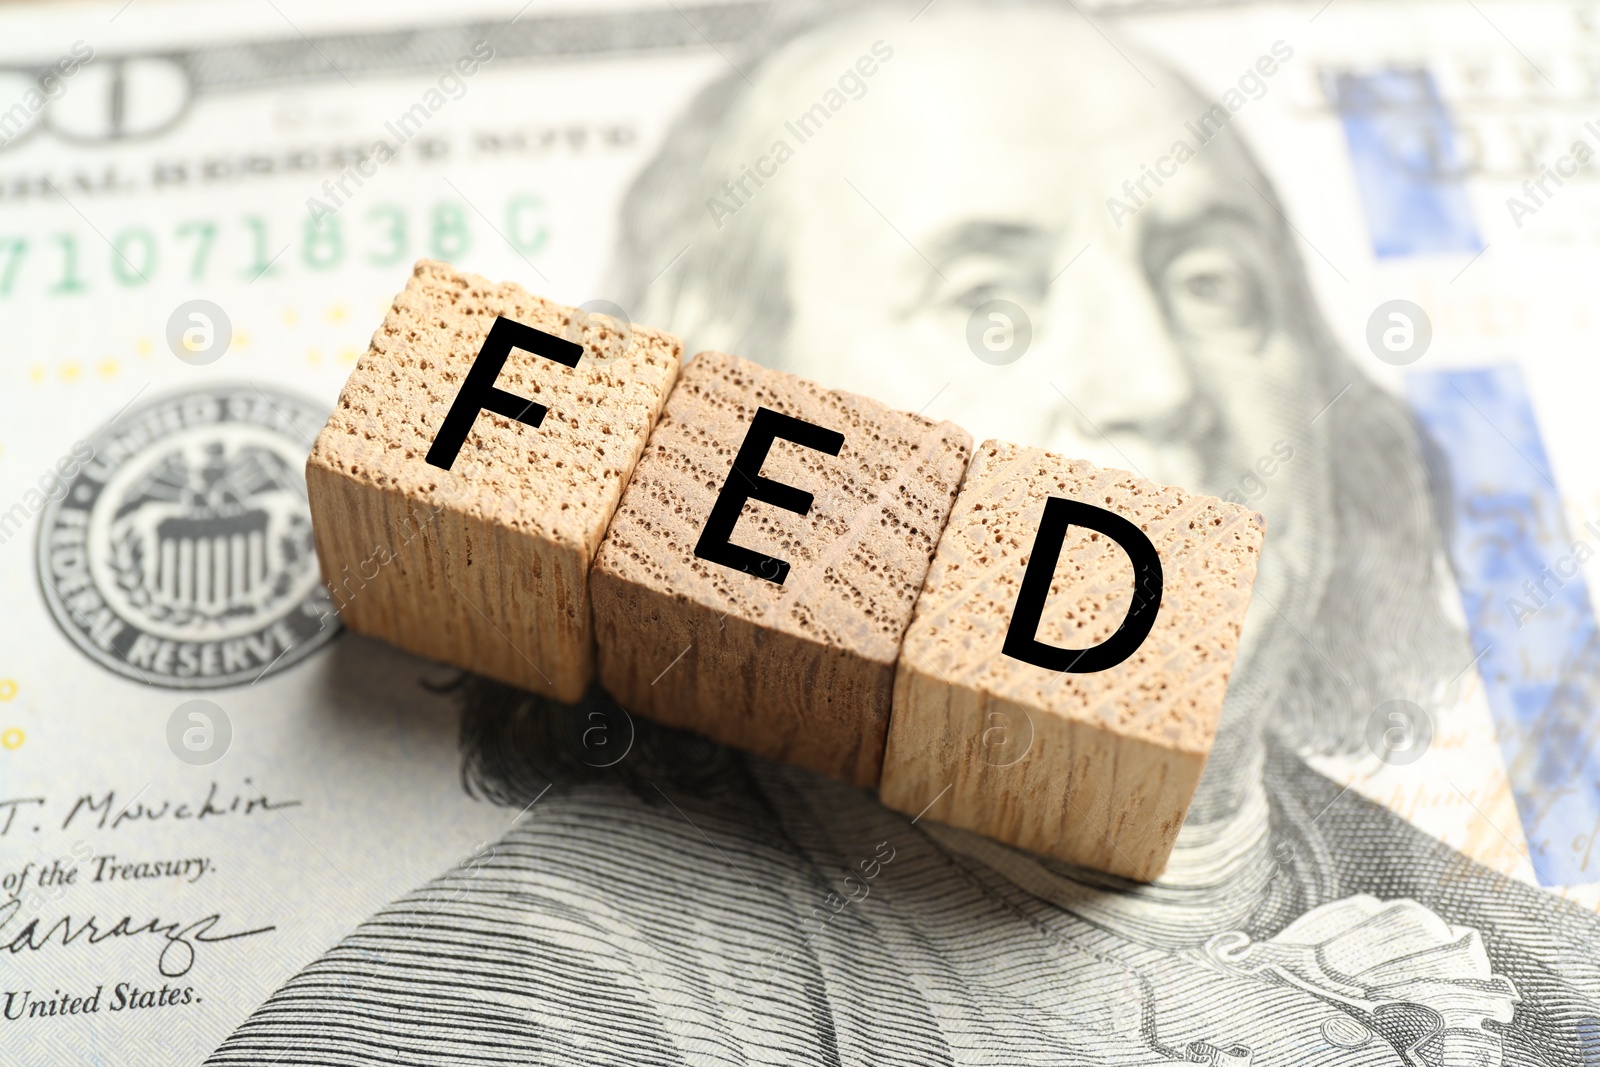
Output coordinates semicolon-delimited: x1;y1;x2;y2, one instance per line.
923;246;1053;321
936;268;1048;317
1159;246;1265;342
949;281;1008;312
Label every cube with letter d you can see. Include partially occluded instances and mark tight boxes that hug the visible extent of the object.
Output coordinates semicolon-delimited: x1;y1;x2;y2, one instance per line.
878;440;1265;880
590;351;972;787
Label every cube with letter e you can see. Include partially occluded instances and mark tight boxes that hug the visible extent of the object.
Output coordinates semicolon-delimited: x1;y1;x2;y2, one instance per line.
590;351;972;787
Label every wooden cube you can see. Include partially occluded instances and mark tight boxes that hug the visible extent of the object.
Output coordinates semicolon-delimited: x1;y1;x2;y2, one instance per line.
590;351;972;786
878;440;1265;880
306;260;681;702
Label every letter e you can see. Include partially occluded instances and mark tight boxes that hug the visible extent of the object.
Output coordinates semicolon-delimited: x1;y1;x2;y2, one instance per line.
694;407;844;585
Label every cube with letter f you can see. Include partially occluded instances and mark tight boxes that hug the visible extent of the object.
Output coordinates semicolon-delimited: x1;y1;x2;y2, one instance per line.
305;260;681;701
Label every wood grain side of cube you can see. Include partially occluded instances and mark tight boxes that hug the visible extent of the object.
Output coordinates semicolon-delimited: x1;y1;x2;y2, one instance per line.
306;469;589;697
882;670;1208;880
306;259;681;702
590;350;972;787
878;440;1265;880
589;574;897;785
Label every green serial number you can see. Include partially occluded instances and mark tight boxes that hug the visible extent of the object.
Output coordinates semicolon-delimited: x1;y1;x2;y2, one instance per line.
0;196;548;295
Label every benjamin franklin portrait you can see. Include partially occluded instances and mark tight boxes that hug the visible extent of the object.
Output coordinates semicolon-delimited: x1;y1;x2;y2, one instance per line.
211;4;1600;1065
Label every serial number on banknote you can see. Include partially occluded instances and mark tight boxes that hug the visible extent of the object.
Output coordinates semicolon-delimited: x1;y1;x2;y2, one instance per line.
0;194;548;296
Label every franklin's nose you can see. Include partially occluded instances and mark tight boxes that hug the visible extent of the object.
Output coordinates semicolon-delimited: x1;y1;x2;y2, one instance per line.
1048;252;1222;462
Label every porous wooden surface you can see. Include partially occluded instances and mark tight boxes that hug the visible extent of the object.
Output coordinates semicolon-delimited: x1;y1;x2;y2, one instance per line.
306;259;681;701
591;351;972;786
878;440;1265;879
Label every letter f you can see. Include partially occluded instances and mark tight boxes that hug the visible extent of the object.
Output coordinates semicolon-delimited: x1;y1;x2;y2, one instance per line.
426;316;582;470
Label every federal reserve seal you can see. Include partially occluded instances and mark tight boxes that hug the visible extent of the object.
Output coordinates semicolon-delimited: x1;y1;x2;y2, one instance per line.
37;384;338;688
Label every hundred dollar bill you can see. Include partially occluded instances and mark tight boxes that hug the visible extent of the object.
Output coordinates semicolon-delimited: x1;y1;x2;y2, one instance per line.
0;0;1598;1064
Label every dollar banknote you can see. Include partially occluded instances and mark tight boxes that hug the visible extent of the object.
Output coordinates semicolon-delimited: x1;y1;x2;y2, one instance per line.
2;0;1599;1063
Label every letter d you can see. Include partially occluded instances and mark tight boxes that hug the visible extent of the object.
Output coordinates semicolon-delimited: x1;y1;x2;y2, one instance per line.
1001;497;1163;673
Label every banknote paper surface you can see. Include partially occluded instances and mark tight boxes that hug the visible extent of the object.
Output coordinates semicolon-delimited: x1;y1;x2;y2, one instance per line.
1;0;1599;1064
